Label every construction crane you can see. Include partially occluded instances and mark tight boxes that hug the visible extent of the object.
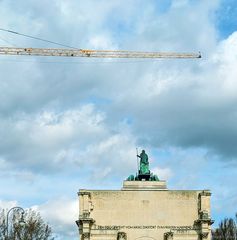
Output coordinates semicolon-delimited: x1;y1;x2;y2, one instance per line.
0;47;201;59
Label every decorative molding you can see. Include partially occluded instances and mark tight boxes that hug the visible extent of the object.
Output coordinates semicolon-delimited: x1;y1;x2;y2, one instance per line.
200;232;209;239
164;231;173;240
195;218;214;225
75;220;80;227
82;232;90;239
195;210;214;225
89;201;94;211
117;232;127;240
76;218;95;228
78;218;95;225
82;211;90;218
78;191;91;197
199;190;211;197
199;210;209;220
95;225;194;230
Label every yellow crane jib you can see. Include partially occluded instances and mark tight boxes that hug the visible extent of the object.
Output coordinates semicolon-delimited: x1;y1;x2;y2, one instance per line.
0;47;201;59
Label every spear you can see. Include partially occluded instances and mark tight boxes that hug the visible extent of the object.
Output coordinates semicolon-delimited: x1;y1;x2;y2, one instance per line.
136;148;139;175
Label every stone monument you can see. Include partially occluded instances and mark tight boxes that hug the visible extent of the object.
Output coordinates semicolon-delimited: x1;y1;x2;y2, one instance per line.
76;150;213;240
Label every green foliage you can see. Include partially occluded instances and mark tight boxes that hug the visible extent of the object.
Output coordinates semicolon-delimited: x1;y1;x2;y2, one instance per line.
0;208;54;240
212;214;237;240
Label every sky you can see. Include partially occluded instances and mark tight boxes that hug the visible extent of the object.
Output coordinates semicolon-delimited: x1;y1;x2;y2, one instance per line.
0;0;237;239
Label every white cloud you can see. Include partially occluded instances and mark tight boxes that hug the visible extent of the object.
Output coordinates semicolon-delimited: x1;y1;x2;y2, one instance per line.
110;30;237;160
1;0;237;238
89;34;117;50
32;198;78;240
0;200;18;210
0;104;106;171
151;167;173;180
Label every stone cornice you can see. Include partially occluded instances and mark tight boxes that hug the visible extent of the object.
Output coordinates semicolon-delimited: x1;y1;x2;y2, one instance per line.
199;190;211;196
195;219;214;225
78;191;91;197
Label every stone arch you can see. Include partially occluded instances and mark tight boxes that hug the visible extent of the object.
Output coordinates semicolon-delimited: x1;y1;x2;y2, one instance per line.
134;236;157;240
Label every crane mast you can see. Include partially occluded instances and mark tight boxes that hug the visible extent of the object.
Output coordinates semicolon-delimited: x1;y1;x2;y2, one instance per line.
0;47;201;59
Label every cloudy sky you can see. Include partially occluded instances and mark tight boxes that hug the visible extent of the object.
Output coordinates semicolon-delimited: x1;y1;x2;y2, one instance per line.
0;0;237;239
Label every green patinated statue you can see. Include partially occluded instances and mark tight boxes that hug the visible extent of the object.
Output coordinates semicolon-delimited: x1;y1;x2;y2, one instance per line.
137;150;150;174
126;149;160;181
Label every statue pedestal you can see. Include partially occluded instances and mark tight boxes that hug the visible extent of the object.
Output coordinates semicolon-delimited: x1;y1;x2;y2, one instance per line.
137;173;151;181
122;180;167;190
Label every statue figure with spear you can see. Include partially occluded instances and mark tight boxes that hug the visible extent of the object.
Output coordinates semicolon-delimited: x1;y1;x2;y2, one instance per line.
126;149;159;181
137;149;150;175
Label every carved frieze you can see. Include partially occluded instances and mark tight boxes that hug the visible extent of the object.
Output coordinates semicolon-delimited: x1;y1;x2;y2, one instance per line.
200;210;209;220
82;210;90;218
200;232;209;239
117;232;127;240
164;231;173;240
82;232;90;239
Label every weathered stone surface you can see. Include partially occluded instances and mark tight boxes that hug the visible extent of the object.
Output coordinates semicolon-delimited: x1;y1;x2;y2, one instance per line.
78;181;213;240
122;180;167;190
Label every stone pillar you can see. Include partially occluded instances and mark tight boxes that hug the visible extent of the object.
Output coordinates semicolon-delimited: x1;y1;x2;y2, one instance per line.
196;190;214;240
77;191;94;240
81;220;91;240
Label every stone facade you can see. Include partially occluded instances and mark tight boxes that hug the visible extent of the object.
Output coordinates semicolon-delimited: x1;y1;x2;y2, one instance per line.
77;181;213;240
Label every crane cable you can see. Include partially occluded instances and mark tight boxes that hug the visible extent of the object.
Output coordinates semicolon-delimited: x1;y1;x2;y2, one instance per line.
0;27;78;49
0;35;17;47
